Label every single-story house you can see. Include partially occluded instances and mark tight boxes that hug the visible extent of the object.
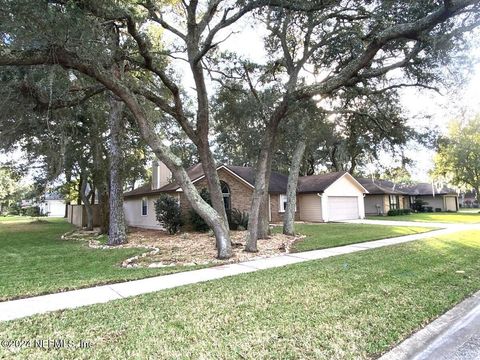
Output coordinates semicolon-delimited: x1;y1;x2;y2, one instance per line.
357;178;407;215
123;161;368;229
357;178;458;214
399;183;459;212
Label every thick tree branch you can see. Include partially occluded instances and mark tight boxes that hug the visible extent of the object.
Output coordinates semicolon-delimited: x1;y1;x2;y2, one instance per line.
296;0;479;98
18;81;105;110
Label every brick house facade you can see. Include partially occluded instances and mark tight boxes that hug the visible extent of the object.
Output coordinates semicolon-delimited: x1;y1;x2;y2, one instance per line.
123;162;366;229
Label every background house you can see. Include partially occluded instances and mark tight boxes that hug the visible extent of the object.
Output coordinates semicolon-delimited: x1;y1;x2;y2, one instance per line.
399;183;458;212
357;178;407;215
123;162;368;230
358;178;459;214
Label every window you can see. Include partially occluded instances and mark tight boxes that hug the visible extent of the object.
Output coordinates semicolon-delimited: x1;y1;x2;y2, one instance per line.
279;194;296;213
279;194;287;213
389;195;399;210
141;197;148;216
220;181;231;211
409;196;416;208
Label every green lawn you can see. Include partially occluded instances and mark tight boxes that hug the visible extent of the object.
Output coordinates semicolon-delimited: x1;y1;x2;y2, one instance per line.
1;230;479;359
279;224;432;252
367;212;480;224
0;218;432;301
0;217;202;301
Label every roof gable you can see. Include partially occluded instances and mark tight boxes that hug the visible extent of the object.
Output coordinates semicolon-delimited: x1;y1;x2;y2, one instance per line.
297;172;346;193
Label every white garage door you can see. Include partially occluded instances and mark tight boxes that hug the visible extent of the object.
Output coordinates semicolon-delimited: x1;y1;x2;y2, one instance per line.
328;196;359;221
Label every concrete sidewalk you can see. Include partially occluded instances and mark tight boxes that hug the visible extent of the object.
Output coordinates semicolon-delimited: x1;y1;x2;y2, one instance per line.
0;226;464;322
380;290;480;360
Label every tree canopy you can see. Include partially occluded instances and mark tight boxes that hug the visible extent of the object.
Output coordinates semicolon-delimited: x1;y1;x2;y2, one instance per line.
433;116;480;200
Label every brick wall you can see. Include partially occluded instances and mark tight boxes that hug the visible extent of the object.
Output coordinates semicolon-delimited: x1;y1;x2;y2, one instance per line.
176;168;258;226
269;194;301;223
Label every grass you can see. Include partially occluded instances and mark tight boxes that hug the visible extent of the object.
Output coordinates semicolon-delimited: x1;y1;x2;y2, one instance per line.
0;217;432;301
278;223;432;252
0;217;203;301
1;230;479;359
367;212;480;224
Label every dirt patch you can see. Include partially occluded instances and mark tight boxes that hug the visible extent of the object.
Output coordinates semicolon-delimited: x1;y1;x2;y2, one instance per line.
126;227;301;268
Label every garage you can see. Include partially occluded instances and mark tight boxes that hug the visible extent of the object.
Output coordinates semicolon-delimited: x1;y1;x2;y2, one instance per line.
328;196;359;221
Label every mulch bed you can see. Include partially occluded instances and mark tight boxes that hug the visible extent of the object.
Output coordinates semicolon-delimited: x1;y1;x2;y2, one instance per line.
127;227;300;268
62;227;301;268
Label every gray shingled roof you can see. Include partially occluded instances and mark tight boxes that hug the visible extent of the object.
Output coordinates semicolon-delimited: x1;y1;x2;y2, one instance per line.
124;165;357;198
398;183;457;196
355;178;457;196
43;192;64;201
297;172;347;193
356;178;404;195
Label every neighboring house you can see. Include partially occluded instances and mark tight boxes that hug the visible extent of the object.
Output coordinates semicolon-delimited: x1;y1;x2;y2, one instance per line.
357;178;459;215
357;178;407;215
39;192;66;217
123;162;368;229
458;190;478;208
399;183;458;212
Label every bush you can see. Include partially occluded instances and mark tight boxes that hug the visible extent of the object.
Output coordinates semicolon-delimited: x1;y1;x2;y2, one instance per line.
435;208;442;212
411;199;428;213
8;203;21;215
189;188;211;232
154;195;183;235
425;206;433;213
387;208;412;216
25;206;42;217
228;208;249;230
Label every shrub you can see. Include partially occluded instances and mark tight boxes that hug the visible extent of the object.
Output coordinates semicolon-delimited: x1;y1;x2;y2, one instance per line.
387;208;412;216
154;194;183;235
435;208;442;212
8;203;21;215
25;206;42;217
411;199;428;213
189;188;211;232
425;206;433;213
228;208;249;230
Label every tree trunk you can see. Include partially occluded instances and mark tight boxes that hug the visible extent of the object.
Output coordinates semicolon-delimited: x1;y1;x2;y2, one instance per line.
257;155;274;239
246;106;286;252
77;176;83;205
92;130;109;234
189;50;231;251
283;138;307;236
80;171;94;231
107;95;128;245
197;145;230;247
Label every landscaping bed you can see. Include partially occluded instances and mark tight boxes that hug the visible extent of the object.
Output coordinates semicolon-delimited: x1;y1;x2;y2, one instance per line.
123;227;298;267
